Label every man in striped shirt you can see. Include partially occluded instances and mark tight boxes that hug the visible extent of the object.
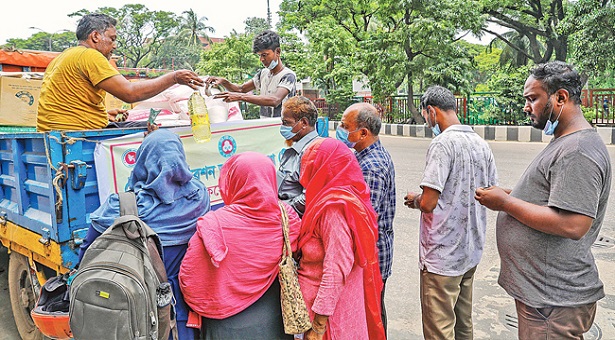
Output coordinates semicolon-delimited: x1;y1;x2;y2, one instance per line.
337;103;396;337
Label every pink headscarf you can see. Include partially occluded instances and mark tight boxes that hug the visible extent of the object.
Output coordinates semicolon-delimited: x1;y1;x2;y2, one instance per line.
179;152;300;319
299;138;385;340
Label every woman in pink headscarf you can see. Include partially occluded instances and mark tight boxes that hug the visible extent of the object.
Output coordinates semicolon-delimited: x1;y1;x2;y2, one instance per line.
298;138;385;340
179;152;300;339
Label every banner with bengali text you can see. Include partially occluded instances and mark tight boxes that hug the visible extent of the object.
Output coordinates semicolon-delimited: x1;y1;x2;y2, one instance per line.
94;118;286;207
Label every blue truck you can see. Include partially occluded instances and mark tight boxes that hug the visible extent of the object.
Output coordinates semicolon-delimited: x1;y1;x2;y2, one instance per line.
0;127;152;339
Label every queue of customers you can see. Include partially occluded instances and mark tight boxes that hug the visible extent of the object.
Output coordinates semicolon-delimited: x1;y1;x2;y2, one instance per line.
75;61;609;340
36;13;608;340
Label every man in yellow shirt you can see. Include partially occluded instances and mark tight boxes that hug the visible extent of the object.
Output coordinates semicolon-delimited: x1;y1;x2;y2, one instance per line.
37;13;204;131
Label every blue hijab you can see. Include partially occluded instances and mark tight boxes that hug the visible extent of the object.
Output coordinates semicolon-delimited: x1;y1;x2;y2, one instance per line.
90;129;210;246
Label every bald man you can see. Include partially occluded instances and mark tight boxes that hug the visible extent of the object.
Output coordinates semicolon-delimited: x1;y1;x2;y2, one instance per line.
337;103;396;336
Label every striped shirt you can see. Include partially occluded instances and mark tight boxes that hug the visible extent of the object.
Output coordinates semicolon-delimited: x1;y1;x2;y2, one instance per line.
355;139;396;279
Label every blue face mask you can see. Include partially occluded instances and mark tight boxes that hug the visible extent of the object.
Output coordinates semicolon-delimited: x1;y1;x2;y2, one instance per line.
543;100;564;136
424;107;441;136
267;57;279;70
431;123;442;136
280;121;300;140
336;126;358;148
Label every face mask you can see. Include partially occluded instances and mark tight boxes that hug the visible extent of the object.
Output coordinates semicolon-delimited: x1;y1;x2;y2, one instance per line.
267;57;279;70
424;107;441;136
543;98;564;136
336;126;359;148
280;121;300;140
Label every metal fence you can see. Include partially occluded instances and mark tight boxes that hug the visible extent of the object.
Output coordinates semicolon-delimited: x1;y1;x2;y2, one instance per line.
311;89;615;126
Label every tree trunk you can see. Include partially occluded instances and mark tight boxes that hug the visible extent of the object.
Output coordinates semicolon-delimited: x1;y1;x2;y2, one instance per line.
407;73;423;124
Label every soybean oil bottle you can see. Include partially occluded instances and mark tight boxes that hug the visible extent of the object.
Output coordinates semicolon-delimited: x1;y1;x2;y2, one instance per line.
188;90;212;143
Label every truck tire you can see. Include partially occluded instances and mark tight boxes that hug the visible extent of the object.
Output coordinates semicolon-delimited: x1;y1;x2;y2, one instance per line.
8;252;43;340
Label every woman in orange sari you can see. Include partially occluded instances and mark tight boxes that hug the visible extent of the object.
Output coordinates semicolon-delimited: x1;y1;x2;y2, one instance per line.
298;138;385;340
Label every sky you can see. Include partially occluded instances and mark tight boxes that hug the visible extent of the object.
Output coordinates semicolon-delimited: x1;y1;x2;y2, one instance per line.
0;0;284;45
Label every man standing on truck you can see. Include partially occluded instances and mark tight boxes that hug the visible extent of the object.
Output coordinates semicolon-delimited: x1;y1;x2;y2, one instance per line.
37;13;204;131
205;30;296;119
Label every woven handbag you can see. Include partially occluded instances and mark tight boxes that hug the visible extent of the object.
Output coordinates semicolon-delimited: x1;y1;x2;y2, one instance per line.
278;202;312;335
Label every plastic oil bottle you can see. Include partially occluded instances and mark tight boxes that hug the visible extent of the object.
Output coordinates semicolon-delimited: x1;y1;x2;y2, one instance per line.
188;90;212;143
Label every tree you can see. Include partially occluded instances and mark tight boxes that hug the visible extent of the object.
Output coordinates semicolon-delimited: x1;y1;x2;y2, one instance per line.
178;9;215;47
3;31;76;52
69;5;180;68
196;30;260;85
244;17;270;35
565;0;615;77
279;0;484;122
476;0;569;63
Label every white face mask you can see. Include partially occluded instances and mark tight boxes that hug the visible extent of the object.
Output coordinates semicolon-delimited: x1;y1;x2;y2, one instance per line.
267;57;279;70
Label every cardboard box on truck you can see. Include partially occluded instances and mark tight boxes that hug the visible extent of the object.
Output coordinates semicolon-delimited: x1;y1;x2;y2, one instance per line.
0;73;43;126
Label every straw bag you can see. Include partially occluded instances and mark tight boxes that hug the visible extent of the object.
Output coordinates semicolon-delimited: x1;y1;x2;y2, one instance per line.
278;202;312;335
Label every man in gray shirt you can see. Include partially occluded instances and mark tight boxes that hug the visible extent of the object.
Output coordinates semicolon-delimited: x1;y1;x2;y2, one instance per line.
476;61;611;340
206;30;296;118
277;96;319;217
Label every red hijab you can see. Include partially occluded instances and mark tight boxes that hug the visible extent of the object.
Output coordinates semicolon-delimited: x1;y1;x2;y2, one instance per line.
299;138;385;339
180;152;300;318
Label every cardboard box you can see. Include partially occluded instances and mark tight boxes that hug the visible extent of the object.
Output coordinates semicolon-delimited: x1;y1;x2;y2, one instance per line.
0;74;43;126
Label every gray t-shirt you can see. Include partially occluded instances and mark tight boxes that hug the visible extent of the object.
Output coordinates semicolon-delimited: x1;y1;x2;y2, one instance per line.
497;128;611;308
253;67;296;118
419;125;498;276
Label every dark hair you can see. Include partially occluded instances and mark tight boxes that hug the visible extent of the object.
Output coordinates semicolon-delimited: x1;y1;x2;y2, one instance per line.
420;85;457;111
252;30;280;53
529;61;582;105
283;96;318;126
76;13;117;41
354;104;381;136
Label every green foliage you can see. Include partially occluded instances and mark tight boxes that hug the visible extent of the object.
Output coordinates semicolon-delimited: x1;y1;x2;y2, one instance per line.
4;31;76;52
581;105;596;125
477;0;568;63
244;17;270;35
279;0;485;122
485;66;531;124
69;5;180;68
196;31;260;83
565;0;615;78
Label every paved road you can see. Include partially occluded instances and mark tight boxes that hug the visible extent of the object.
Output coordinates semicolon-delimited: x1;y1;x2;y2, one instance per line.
1;135;614;339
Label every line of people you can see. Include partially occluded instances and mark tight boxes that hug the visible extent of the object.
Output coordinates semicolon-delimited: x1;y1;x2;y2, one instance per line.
52;12;610;339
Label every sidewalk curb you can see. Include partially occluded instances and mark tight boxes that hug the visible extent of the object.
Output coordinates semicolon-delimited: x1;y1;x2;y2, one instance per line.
329;121;615;144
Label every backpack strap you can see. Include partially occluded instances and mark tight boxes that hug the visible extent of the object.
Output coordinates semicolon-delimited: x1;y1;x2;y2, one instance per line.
119;191;139;217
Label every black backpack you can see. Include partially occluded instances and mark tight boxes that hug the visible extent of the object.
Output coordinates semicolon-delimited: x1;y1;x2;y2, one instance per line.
69;192;173;340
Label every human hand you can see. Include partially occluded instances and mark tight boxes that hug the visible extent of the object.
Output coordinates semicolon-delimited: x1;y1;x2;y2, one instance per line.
474;186;511;211
213;91;243;103
205;76;226;86
404;191;421;209
107;108;128;122
173;70;204;90
143;122;159;138
303;328;325;340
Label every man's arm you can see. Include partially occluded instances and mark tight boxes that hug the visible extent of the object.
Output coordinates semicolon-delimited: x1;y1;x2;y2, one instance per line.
215;87;290;107
286;191;305;217
97;70;203;103
475;186;593;240
405;186;440;213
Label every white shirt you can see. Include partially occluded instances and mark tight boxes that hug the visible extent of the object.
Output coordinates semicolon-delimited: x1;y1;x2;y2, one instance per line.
419;125;498;276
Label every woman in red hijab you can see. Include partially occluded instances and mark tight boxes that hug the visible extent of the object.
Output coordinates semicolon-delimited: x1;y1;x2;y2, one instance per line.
298;138;385;340
179;152;300;339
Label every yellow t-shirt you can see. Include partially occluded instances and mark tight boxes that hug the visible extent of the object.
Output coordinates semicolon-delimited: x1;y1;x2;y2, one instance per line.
37;46;120;131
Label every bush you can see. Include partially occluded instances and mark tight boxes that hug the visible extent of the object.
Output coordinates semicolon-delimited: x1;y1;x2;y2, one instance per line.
581;106;596;125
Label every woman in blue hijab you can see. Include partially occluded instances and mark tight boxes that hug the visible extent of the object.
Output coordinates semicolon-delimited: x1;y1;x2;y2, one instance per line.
79;129;211;340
